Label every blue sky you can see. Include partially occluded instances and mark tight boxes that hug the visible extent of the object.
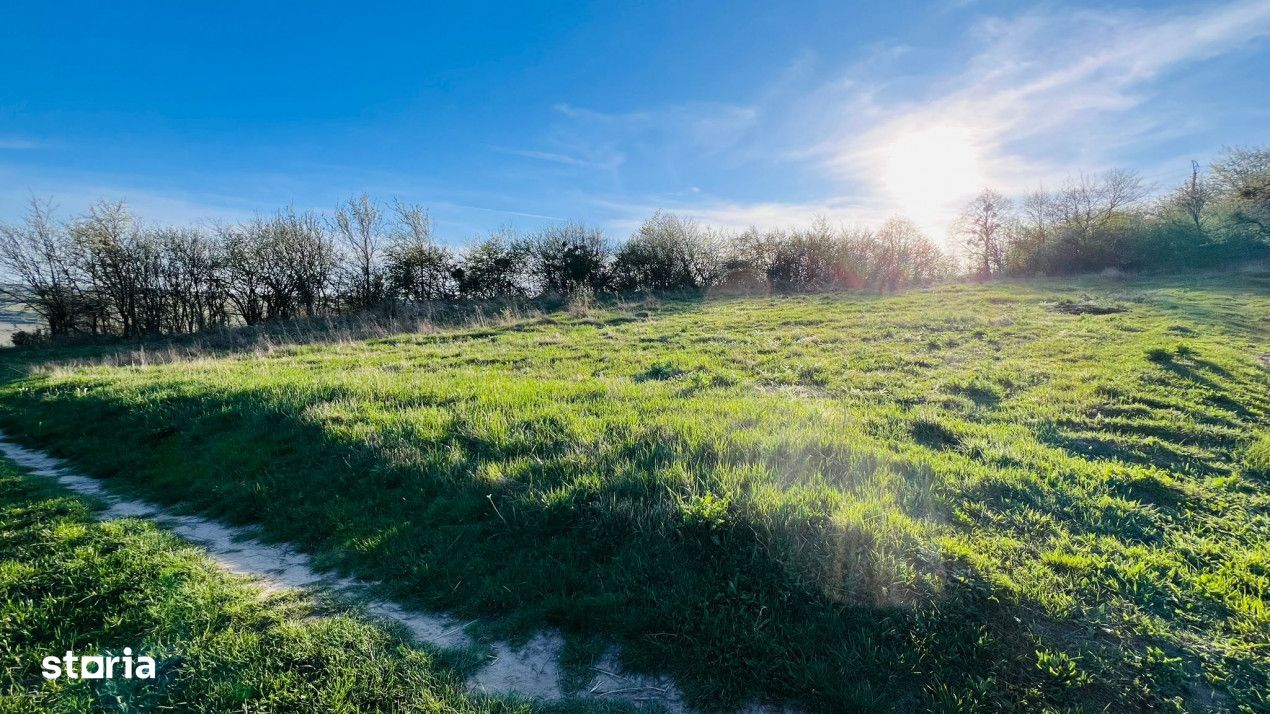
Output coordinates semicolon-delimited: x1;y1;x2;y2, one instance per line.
1;0;1268;244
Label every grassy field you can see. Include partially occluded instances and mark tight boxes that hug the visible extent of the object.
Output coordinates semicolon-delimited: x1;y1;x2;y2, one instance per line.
0;273;1267;712
0;456;535;712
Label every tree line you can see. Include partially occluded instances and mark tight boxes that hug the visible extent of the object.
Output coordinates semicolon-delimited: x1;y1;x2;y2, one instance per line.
1;147;1266;345
0;199;953;344
955;147;1269;278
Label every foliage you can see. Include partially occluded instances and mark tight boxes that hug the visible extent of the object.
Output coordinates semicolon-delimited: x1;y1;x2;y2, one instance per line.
611;212;723;292
1000;149;1270;276
454;231;529;299
521;223;612;296
387;242;457;302
8;329;49;348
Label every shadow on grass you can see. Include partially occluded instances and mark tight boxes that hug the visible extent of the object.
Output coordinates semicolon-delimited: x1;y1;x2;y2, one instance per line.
1041;342;1268;482
0;379;1082;712
4;279;1256;710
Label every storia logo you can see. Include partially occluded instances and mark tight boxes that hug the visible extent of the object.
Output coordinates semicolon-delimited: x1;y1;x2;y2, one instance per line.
41;649;157;680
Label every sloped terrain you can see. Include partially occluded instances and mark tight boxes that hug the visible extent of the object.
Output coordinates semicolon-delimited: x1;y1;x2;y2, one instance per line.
1;274;1267;711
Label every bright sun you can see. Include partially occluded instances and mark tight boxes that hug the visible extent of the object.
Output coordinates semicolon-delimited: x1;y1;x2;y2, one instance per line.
879;125;984;233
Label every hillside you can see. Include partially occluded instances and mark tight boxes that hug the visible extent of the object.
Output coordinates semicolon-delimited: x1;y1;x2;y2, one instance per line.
1;273;1267;711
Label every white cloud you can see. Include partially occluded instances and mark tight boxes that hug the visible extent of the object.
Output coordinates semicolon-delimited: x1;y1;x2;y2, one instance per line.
6;2;1266;245
570;1;1270;241
821;0;1270;236
490;145;625;172
538;99;761;168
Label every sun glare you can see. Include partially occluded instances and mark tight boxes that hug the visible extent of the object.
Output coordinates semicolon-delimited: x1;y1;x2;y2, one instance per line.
879;125;984;233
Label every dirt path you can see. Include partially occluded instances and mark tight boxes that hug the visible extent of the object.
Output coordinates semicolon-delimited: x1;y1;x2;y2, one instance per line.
0;432;694;712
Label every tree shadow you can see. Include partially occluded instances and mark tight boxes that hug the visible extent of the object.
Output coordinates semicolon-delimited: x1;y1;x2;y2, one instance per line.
0;379;1100;712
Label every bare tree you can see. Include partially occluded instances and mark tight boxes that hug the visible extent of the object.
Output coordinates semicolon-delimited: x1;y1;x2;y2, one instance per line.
1001;188;1054;274
226;210;337;322
272;209;338;318
71;200;156;337
874;217;946;290
691;226;731;288
1052;170;1146;238
0;198;85;338
12;167;1243;346
131;230;169;337
766;218;841;292
156;227;227;334
383;201;457;302
392;199;433;249
1164;161;1213;237
955;189;1012;278
219;222;267;326
1035;170;1147;271
1020;188;1054;240
333;193;386;309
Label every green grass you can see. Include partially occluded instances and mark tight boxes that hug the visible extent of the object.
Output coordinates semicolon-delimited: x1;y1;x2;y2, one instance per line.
1;273;1267;712
0;456;537;713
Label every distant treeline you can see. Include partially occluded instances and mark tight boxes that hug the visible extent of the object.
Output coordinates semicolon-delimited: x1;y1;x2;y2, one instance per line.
956;147;1269;279
1;147;1266;344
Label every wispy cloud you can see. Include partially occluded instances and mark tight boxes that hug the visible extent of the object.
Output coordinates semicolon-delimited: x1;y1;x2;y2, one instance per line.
490;145;625;172
555;1;1270;240
541;99;761;168
5;2;1265;244
820;0;1270;234
431;199;564;223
